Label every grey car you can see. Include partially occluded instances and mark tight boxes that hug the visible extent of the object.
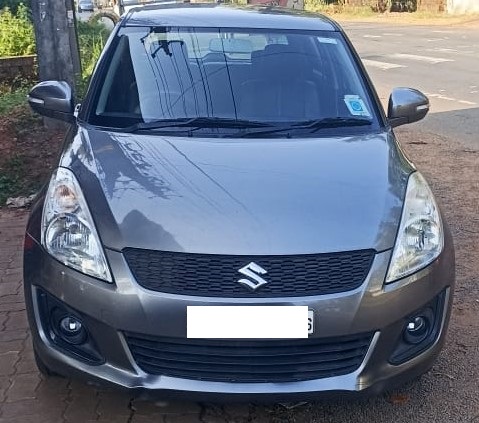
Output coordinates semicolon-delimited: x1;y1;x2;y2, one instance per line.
24;4;455;400
77;0;94;12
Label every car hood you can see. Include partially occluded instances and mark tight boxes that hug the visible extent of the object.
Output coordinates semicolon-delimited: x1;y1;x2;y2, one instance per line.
61;128;412;255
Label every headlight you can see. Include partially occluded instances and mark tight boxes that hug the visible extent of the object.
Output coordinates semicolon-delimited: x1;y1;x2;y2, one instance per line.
386;172;444;283
42;167;112;282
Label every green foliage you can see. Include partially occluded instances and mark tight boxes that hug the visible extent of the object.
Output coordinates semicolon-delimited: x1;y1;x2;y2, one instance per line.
76;19;109;97
0;155;28;205
0;3;35;56
0;86;28;114
0;0;30;14
305;0;376;14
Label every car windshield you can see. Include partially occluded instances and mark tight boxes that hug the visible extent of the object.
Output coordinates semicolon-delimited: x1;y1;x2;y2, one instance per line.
88;26;380;136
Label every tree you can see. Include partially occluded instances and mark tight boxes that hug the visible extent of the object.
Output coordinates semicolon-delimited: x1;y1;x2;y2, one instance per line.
30;0;80;90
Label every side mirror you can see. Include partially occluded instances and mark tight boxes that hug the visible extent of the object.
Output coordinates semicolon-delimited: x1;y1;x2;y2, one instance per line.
387;88;429;128
28;81;75;124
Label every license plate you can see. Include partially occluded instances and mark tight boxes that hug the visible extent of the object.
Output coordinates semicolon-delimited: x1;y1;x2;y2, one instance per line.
187;306;313;339
308;310;314;335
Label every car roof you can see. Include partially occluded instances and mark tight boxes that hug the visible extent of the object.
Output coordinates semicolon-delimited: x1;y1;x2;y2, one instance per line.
123;4;339;32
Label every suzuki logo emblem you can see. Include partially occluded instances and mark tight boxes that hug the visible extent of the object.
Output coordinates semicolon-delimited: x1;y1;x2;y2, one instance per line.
238;262;268;291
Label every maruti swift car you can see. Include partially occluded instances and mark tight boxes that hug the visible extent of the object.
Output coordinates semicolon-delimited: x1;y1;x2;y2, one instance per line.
24;4;455;400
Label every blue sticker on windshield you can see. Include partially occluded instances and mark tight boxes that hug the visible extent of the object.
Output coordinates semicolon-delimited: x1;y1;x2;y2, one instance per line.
344;95;370;117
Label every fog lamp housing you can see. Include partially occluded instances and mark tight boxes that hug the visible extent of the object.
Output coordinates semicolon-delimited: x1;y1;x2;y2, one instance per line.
389;290;446;365
36;287;104;364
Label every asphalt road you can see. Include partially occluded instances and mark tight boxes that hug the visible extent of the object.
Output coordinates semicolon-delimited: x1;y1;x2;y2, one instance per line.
342;21;479;149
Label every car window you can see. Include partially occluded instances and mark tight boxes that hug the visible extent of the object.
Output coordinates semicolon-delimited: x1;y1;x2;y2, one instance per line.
88;27;380;134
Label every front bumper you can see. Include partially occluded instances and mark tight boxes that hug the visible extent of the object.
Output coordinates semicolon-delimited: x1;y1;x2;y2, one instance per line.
23;234;455;400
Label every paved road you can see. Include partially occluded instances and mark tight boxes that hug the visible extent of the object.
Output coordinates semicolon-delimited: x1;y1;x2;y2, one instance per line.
342;21;479;148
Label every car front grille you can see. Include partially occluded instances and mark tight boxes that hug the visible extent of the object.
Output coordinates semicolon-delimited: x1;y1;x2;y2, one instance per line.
125;333;374;383
122;249;374;297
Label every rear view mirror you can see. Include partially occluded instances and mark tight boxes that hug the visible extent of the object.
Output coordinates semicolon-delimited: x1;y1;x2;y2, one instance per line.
28;81;75;124
388;88;429;128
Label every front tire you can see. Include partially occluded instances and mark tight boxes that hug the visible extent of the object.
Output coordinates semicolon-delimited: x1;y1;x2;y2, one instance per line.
34;348;59;378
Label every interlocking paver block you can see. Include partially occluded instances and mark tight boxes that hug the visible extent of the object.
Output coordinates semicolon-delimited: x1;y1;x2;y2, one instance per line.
132;399;202;416
0;329;28;342
35;376;70;398
0;293;25;306
0;416;64;423
15;354;38;375
63;381;101;422
0;339;23;354
0;282;19;297
0;398;65;420
5;372;41;402
4;310;29;331
0;302;26;312
163;415;205;423
96;390;133;421
0;351;19;376
223;403;253;418
0;376;10;402
0;312;7;328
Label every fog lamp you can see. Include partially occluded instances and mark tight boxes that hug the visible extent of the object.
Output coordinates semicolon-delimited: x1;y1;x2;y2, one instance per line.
404;316;429;345
57;314;87;345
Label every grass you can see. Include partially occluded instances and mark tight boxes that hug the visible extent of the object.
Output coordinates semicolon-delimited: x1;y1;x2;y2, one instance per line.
304;0;479;24
0;86;28;115
305;1;376;17
0;154;34;205
0;103;55;206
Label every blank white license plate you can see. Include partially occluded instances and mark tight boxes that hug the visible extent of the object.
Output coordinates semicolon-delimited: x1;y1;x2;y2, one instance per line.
187;306;314;339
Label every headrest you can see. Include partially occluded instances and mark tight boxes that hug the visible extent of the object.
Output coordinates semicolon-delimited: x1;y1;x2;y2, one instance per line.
252;44;308;78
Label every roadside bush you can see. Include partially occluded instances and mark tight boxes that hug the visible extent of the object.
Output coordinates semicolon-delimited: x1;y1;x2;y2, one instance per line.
0;3;35;56
76;19;109;96
0;0;30;14
305;0;374;14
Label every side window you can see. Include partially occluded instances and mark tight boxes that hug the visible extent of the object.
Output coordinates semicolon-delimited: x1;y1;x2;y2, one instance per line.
95;36;140;123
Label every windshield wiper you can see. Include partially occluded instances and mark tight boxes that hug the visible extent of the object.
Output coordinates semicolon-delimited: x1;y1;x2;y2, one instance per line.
237;117;373;138
297;117;373;130
122;117;271;133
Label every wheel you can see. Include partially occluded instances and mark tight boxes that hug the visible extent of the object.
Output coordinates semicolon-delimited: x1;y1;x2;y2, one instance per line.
88;10;120;26
34;348;60;378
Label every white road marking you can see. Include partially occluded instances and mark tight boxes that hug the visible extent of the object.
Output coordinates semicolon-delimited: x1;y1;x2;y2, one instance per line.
426;38;445;42
429;94;456;101
363;34;381;38
382;33;403;36
362;59;406;70
428;47;473;54
389;53;453;64
424;92;477;106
